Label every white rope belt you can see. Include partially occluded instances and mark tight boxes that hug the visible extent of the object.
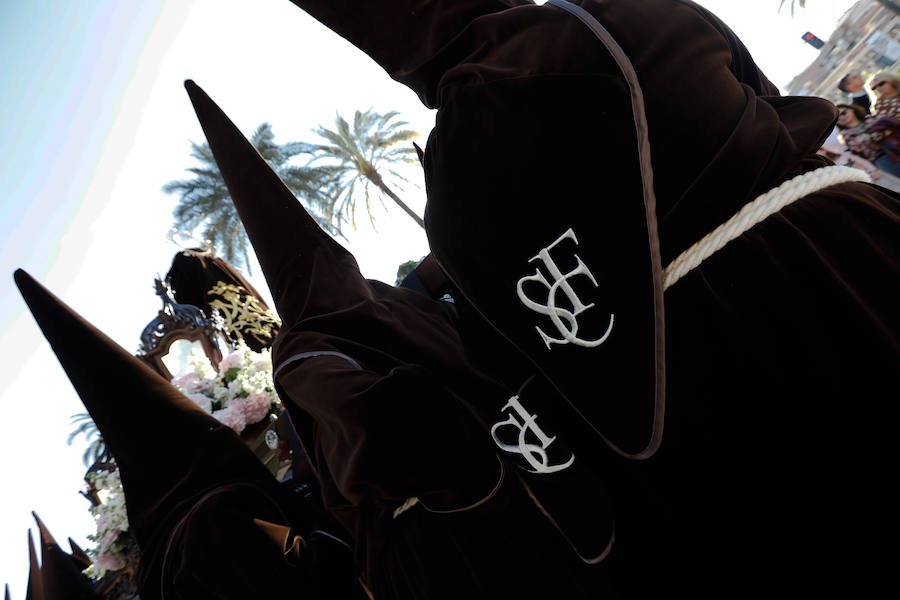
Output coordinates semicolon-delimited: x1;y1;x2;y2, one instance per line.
662;165;871;290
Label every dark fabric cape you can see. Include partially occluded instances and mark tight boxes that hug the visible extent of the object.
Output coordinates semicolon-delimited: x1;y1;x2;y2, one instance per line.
286;0;900;597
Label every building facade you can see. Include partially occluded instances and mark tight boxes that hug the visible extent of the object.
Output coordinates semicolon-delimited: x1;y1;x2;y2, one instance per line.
786;0;899;102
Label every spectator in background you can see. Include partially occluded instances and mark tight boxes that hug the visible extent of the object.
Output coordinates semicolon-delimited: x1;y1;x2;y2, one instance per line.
818;127;881;179
836;102;900;177
868;71;900;118
838;72;872;114
820;123;900;192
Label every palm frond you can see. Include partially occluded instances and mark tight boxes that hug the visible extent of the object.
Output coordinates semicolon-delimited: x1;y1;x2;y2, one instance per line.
301;108;424;229
778;0;806;16
163;122;349;269
68;413;107;467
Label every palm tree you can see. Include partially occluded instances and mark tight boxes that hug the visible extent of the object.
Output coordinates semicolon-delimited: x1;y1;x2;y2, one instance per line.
68;413;107;467
395;259;419;285
301;109;424;230
778;0;806;16
164;123;337;273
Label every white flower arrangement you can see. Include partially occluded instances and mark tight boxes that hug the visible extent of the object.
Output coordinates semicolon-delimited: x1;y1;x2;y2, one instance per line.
85;467;132;579
171;341;280;434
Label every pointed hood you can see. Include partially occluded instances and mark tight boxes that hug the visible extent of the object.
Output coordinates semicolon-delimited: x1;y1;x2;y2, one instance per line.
184;80;371;333
31;513;101;600
5;583;10;600
14;270;277;552
25;532;43;600
65;540;91;572
287;0;534;107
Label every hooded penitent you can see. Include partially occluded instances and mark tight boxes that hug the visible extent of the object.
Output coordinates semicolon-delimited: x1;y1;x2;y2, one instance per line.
30;513;101;600
25;532;42;600
184;79;621;598
297;1;669;461
165;250;280;351
282;0;899;597
183;79;501;501
14;270;365;600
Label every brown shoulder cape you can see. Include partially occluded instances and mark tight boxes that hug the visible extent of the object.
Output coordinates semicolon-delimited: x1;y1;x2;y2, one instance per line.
286;0;900;596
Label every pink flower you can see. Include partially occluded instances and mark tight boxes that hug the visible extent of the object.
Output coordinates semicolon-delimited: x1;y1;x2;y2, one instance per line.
171;372;211;394
230;392;271;425
213;406;247;433
218;351;244;374
102;528;121;544
96;554;126;571
187;393;213;413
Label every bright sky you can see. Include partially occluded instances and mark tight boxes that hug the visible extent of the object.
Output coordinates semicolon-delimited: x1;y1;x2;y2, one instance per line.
0;0;860;595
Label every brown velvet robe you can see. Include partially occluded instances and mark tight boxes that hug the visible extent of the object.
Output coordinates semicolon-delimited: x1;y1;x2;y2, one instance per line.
284;0;899;597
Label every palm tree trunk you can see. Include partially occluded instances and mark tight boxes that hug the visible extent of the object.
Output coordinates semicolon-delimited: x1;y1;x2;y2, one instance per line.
243;247;253;277
371;177;425;229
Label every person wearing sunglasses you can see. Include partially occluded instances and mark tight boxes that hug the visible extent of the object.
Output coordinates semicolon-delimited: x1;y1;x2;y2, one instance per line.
868;71;900;118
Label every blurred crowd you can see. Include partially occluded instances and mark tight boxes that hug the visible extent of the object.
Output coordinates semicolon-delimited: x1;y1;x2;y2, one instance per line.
820;71;900;191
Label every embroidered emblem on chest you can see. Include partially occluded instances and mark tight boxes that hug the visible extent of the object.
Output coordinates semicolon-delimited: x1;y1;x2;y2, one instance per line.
491;395;575;474
516;228;614;349
208;281;281;341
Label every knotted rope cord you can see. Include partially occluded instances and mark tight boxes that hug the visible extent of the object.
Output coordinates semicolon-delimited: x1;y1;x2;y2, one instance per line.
663;165;871;290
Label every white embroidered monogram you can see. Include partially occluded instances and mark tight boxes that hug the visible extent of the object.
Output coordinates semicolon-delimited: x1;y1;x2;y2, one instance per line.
491;395;575;474
516;228;614;349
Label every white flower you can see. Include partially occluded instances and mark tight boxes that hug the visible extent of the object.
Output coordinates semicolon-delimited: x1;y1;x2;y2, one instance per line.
85;465;131;579
187;348;217;378
212;384;233;402
241;370;268;395
227;378;244;397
